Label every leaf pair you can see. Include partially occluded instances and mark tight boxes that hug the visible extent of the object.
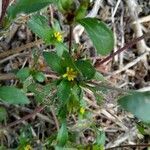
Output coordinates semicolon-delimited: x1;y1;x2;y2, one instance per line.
8;0;114;56
16;67;45;83
29;15;114;56
43;51;96;80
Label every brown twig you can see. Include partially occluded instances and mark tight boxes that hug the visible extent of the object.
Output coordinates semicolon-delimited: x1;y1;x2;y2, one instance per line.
69;25;73;54
0;73;16;80
0;71;58;80
0;39;43;59
96;32;150;66
106;144;150;150
0;0;9;24
5;106;45;128
50;106;59;131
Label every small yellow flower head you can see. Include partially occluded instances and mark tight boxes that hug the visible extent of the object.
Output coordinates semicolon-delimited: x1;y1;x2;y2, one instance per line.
63;67;77;81
24;145;33;150
54;31;62;42
80;107;85;115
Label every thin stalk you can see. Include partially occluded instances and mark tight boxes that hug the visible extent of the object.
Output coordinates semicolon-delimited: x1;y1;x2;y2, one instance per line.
0;0;9;24
69;25;73;54
5;106;45;128
106;144;150;150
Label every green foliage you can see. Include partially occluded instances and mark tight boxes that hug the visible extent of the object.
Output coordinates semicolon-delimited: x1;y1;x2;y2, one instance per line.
27;15;52;44
55;43;68;57
57;121;68;146
0;107;7;122
92;145;104;150
16;67;30;81
75;60;96;80
61;51;77;70
43;51;64;74
0;146;7;150
75;0;90;20
0;16;11;30
137;123;146;135
2;0;147;148
94;72;105;82
28;83;53;103
57;80;72;104
7;0;53;19
71;85;83;102
33;71;45;83
136;122;150;136
28;15;64;44
0;86;30;105
95;129;106;146
67;85;82;112
78;18;114;55
17;125;33;149
57;0;75;13
118;92;150;123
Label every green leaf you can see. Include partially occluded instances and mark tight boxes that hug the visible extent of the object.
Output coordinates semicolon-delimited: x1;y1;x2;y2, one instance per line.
136;124;146;135
67;94;80;113
16;67;30;81
75;0;89;20
33;72;45;82
7;0;53;19
94;71;105;82
96;129;105;146
57;80;72;104
27;15;52;44
61;51;77;70
0;86;30;105
57;0;75;13
67;85;82;112
0;107;7;122
75;60;96;80
78;18;114;55
43;51;64;74
28;83;53;102
90;88;104;104
118;92;150;123
92;145;104;150
57;121;68;146
72;85;83;101
58;105;67;121
55;43;68;57
0;146;7;150
52;20;62;31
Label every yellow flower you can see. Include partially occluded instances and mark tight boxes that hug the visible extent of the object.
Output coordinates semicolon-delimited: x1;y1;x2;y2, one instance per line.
80;107;85;115
24;145;33;150
54;31;62;42
63;67;77;81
